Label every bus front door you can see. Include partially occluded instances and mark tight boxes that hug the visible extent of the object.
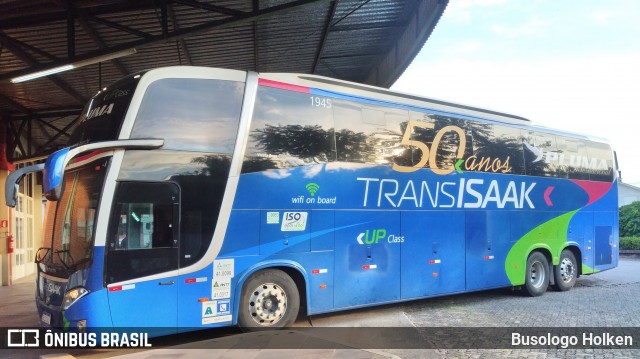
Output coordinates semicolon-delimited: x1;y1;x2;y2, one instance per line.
105;182;180;335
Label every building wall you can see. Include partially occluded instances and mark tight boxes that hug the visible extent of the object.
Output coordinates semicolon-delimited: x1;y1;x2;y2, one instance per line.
619;182;640;207
0;168;42;286
0;170;9;285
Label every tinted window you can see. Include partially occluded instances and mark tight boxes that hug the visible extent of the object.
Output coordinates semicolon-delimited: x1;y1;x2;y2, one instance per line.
388;112;470;173
106;182;179;284
242;84;608;182
469;123;524;175
522;131;557;177
554;136;591;180
242;86;335;173
44;158;108;270
586;141;614;182
68;76;140;146
424;114;471;172
111;202;174;250
333;101;406;165
520;131;612;181
131;78;244;153
118;150;230;267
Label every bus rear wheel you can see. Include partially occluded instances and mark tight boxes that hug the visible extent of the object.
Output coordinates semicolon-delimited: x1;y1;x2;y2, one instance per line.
238;269;300;330
552;249;577;291
523;251;549;297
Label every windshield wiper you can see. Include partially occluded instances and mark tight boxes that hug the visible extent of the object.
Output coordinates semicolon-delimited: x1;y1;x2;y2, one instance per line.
35;247;51;264
55;249;76;270
54;249;92;271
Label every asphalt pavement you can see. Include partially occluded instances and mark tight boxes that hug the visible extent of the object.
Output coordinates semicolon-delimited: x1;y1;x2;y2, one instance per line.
2;258;640;359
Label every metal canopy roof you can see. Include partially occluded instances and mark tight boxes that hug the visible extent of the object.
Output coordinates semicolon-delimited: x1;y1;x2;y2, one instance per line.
0;0;448;162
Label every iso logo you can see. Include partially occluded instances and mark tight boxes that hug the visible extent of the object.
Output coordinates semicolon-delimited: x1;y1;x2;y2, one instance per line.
7;329;39;347
281;212;308;232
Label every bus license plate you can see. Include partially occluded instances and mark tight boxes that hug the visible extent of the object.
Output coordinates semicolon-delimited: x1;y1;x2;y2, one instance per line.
41;311;51;325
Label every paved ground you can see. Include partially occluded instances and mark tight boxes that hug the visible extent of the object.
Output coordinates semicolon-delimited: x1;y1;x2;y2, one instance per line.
0;274;39;327
1;258;639;359
383;257;640;358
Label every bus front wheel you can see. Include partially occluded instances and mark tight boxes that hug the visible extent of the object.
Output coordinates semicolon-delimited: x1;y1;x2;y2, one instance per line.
552;249;577;291
238;269;300;330
523;251;549;297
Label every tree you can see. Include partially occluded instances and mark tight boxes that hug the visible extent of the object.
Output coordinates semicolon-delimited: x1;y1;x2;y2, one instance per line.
619;201;640;237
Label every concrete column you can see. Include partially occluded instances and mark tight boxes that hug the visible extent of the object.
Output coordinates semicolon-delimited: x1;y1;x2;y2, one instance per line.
0;169;11;286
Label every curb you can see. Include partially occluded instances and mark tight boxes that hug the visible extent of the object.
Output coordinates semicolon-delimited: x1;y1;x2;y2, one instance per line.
620;250;640;255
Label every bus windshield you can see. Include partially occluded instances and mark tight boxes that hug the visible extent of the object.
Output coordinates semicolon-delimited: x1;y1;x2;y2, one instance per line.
41;157;109;273
38;74;143;263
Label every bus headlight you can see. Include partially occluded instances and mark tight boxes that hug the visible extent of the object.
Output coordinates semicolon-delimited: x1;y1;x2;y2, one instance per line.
62;287;89;310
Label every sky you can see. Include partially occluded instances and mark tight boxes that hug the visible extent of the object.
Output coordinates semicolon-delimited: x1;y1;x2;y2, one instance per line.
392;0;640;186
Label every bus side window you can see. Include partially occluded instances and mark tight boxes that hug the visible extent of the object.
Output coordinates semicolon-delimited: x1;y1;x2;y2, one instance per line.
467;123;524;175
523;131;557;178
151;204;174;248
109;202;175;250
131;78;243;153
586;140;614;182
106;182;180;284
242;85;336;173
558;137;590;180
333;100;406;166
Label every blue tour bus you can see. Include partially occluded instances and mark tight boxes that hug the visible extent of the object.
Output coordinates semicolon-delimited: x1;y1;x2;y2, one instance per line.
6;66;618;334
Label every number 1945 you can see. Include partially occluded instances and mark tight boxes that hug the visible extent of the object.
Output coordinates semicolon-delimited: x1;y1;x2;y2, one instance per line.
310;96;332;108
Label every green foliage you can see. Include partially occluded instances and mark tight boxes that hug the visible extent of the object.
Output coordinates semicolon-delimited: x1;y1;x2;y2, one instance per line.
620;237;640;250
619;201;640;237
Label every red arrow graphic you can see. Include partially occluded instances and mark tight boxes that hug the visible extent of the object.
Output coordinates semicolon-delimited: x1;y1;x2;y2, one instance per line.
544;186;554;206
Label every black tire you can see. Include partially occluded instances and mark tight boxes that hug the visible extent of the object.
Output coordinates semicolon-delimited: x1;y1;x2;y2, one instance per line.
522;251;549;297
237;269;300;330
552;249;577;291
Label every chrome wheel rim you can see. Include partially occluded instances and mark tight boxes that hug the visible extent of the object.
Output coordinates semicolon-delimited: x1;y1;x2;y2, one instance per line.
248;282;287;326
529;261;545;288
559;257;575;283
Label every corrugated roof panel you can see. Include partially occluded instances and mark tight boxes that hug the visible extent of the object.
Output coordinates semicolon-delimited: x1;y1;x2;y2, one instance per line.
0;0;447;161
0;47;25;75
3;22;69;63
7;78;80;110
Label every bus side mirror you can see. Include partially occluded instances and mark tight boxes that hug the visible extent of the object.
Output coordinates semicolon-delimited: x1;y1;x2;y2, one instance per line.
43;147;70;201
12;184;18;204
5;163;45;207
42;140;164;201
